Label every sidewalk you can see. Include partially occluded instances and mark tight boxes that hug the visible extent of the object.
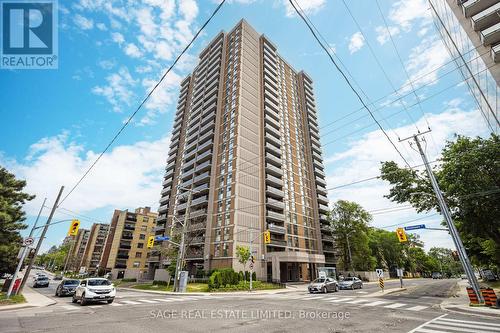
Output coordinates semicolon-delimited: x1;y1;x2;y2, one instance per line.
0;286;56;312
441;280;500;318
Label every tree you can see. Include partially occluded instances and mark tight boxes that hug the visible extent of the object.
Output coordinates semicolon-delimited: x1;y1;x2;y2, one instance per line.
327;200;375;271
0;166;35;275
235;245;251;274
380;134;500;269
428;247;463;277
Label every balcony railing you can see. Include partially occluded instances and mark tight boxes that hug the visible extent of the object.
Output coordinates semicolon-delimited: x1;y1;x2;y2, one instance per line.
268;223;286;234
266;198;284;210
266;186;284;199
267;210;285;222
265;163;283;177
266;174;283;187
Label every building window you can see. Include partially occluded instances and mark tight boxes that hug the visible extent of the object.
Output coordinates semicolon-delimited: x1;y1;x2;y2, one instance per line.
141;226;147;231
135;252;142;258
139;234;146;240
133;262;140;268
137;243;144;248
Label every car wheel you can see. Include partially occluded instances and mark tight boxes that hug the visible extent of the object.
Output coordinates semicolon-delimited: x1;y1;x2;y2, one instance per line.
55;290;59;297
322;286;328;294
80;294;87;306
351;285;355;290
72;295;77;303
360;284;363;289
335;284;339;292
107;299;114;304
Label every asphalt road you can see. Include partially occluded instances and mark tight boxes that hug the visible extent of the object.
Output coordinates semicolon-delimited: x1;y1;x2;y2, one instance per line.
2;273;499;333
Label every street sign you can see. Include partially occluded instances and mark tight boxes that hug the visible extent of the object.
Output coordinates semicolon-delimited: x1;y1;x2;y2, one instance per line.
155;236;170;241
67;219;80;236
404;224;426;231
396;228;408;242
375;269;384;278
23;237;34;247
147;236;155;249
396;268;403;277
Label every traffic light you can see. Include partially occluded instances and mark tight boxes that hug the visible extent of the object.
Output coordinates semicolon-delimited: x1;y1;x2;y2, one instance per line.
263;230;271;244
67;219;80;236
396;228;408;243
147;236;155;249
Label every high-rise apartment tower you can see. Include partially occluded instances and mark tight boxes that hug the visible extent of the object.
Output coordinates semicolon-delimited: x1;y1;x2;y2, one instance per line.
152;20;333;282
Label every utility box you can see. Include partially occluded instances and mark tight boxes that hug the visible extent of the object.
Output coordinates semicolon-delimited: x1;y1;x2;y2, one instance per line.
317;267;337;280
179;271;188;293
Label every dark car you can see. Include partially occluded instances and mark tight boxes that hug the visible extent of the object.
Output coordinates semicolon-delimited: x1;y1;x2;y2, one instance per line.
33;276;49;288
55;279;80;296
308;277;339;293
339;277;363;290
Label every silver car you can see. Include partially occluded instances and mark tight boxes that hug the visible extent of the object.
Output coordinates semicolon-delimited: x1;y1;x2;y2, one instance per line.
339;277;363;290
308;277;339;293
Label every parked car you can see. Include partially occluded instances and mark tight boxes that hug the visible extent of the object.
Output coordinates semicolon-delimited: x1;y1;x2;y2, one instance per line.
72;278;116;305
308;277;339;293
339;277;363;290
33;276;49;288
432;272;443;279
55;279;80;297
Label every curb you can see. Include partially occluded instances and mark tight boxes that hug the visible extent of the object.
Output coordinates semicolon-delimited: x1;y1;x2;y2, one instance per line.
364;287;407;298
0;299;56;312
441;304;500;319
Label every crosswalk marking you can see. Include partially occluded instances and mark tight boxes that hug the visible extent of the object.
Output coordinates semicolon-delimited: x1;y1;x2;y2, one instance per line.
61;305;79;310
121;300;141;305
137;299;159;304
438;318;500;328
384;303;406;309
152;298;176;302
406;305;428;311
408;314;500;333
328;298;353;303
110;302;123;306
345;299;371;304
364;300;388;307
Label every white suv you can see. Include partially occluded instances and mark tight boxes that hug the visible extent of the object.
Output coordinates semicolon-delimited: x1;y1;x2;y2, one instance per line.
72;278;116;305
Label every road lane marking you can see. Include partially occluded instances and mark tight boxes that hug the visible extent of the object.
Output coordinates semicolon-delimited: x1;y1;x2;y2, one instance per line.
110;303;123;306
407;314;448;333
406;305;428;311
426;324;497;333
383;303;407;309
137;299;159;304
152;298;176;302
345;299;371;304
61;305;79;310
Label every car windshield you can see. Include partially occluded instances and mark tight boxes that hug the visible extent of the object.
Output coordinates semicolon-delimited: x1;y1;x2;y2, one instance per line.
64;280;79;285
38;277;48;281
313;278;326;283
88;279;111;286
343;278;355;281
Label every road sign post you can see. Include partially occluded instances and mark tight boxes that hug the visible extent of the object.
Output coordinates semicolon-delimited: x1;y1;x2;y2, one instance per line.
379;278;384;292
397;268;404;288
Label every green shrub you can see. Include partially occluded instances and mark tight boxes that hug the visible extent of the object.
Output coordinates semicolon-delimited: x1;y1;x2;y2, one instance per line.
122;278;137;282
252;272;256;281
153;280;168;286
238;271;244;282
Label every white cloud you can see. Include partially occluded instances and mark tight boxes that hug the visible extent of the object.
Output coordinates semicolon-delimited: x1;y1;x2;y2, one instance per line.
375;25;400;45
74;14;94;30
111;32;125;45
402;37;450;93
324;106;490;250
124;43;143;58
92;67;137;113
283;0;326;17
96;22;107;31
388;0;431;31
98;59;116;70
2;133;170;215
348;32;365;54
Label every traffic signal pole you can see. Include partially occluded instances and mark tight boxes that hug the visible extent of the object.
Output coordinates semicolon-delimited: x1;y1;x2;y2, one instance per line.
400;132;483;303
19;186;64;294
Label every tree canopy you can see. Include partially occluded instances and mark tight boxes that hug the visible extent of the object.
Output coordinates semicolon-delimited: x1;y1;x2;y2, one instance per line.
0;166;35;274
380;134;500;270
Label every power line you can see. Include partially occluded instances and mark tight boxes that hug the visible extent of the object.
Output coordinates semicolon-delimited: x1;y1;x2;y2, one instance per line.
288;0;413;171
57;0;227;208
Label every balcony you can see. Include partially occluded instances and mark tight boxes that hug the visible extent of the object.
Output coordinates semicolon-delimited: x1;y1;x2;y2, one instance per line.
265;163;283;177
196;150;212;163
161;186;171;195
193;182;209;194
268;239;287;247
265;132;281;148
190;208;207;219
266;197;284;210
319;214;328;222
121;234;133;240
265;114;280;130
268;223;286;234
266;186;284;199
190;237;205;245
197;139;213;154
191;195;208;207
312;150;323;162
193;171;210;185
266;173;283;187
317;194;329;205
480;22;500;45
265;152;281;167
154;225;166;232
148;255;160;263
318;204;329;213
265;121;280;139
316;177;327;187
190;221;206;231
322;234;334;242
166;161;175;171
323;245;335;253
264;97;279;113
265;141;281;157
117;253;129;259
159;195;170;205
314;167;325;178
119;243;131;250
265;105;280;121
195;160;211;173
462;0;498;18
123;225;135;231
267;210;285;223
471;2;500;31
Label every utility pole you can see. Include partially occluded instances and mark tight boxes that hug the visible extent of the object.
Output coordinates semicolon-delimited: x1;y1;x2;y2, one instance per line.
173;186;194;293
400;132;483;303
19;186;64;294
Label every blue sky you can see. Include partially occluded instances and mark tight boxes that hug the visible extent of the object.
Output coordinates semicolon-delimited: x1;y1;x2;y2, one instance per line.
0;0;491;252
